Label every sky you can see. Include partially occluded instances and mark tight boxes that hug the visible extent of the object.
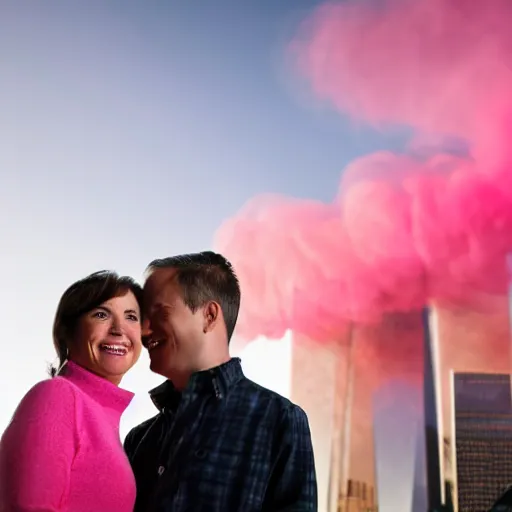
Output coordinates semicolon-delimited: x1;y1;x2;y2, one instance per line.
0;0;408;435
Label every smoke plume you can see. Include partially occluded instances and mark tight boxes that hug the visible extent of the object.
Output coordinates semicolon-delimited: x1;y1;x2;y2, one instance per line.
214;0;512;342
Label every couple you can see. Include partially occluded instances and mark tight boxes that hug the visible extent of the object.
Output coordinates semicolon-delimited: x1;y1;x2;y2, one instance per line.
0;251;317;511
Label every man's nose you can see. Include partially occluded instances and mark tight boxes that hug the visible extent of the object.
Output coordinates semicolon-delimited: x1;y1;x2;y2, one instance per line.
141;318;152;337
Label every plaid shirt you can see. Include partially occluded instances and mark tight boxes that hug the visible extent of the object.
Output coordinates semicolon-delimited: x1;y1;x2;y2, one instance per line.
124;358;317;511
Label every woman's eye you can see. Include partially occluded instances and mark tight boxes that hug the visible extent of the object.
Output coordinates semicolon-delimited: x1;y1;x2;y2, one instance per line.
127;314;139;322
93;311;107;319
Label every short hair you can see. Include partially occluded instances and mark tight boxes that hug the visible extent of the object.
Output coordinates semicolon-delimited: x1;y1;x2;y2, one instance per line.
147;251;240;342
51;270;143;376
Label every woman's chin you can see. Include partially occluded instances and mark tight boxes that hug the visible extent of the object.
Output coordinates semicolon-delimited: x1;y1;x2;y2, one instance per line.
96;354;136;381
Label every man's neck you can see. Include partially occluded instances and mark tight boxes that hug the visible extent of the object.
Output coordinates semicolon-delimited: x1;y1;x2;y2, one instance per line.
169;353;232;391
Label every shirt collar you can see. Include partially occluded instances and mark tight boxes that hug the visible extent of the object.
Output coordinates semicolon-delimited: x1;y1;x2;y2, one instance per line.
149;357;244;412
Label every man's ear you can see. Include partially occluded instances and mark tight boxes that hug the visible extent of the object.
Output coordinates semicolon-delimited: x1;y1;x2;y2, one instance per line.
203;301;220;333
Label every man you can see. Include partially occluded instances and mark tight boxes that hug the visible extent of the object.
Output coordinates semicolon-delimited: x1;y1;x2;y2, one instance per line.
124;251;317;511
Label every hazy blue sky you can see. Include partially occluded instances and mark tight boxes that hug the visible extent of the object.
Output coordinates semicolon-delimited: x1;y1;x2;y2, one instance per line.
0;0;407;433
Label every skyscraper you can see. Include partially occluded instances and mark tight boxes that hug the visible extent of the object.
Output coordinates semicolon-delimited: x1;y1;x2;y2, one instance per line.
423;307;443;510
453;372;512;512
373;379;428;512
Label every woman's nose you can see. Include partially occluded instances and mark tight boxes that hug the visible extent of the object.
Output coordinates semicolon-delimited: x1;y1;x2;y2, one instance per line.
109;316;124;335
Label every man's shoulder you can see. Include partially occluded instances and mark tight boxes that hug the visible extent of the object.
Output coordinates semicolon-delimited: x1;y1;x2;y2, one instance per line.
233;378;312;448
236;376;306;416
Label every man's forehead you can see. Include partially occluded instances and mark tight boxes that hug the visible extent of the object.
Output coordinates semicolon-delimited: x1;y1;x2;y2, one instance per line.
143;267;178;296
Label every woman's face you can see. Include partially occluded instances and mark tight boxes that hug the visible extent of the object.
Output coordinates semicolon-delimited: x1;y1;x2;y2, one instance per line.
68;291;142;385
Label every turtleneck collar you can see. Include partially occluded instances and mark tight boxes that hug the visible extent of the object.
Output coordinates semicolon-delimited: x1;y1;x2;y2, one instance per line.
60;360;134;414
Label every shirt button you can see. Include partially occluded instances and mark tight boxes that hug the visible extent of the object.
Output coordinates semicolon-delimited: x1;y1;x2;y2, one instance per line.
195;449;207;459
157;465;165;476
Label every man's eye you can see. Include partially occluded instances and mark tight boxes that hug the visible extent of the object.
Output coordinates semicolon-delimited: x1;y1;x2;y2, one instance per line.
149;310;163;321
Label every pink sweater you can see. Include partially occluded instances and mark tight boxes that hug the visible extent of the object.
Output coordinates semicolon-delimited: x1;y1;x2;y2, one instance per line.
0;361;136;512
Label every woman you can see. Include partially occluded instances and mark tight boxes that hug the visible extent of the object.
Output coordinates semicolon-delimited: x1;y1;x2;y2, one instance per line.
0;270;143;512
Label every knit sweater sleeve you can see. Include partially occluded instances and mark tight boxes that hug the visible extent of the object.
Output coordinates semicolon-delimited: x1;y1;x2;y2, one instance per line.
0;378;79;511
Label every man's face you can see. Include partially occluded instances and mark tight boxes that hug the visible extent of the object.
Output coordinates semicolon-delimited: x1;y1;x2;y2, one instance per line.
142;268;205;383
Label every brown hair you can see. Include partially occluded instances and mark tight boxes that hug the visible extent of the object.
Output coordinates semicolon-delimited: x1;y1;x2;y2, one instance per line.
50;270;143;376
147;251;240;342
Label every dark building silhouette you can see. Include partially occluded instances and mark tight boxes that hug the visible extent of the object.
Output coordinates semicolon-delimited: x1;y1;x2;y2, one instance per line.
423;308;443;511
453;372;512;512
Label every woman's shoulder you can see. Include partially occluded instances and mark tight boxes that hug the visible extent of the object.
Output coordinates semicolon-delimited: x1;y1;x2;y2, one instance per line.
17;377;79;415
26;375;76;396
2;377;81;459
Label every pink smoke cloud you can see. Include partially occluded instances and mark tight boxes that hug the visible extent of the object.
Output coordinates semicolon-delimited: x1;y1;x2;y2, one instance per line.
214;0;512;342
292;0;512;147
214;195;353;341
